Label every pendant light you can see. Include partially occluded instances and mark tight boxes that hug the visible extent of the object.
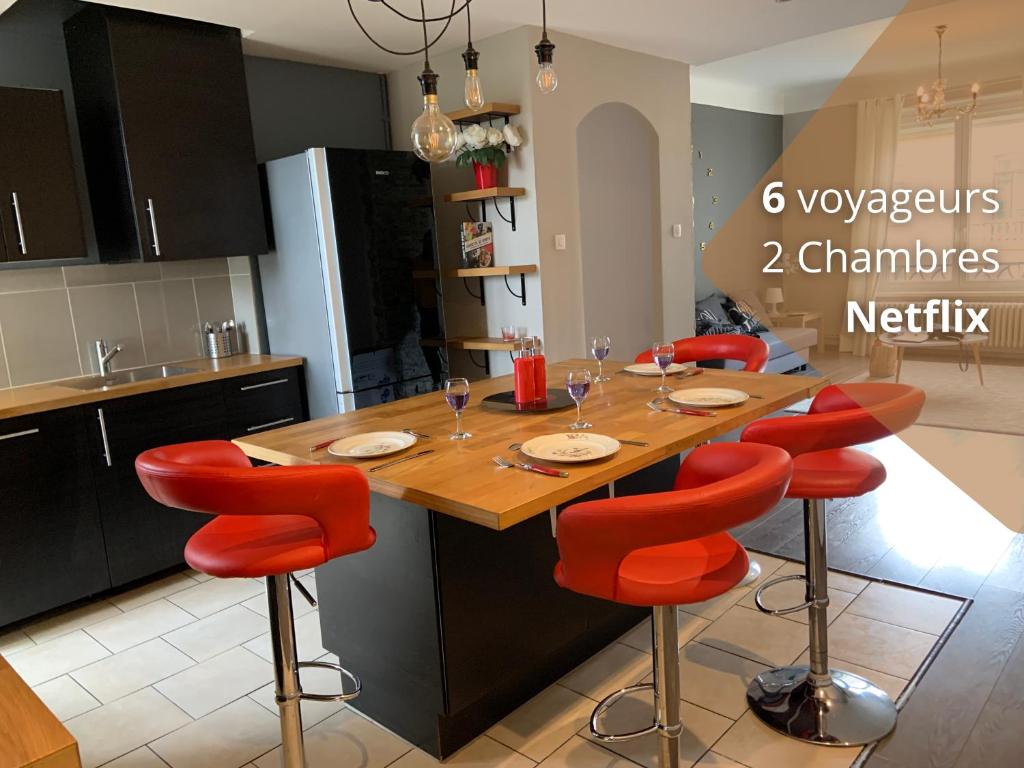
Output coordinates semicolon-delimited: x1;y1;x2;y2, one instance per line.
461;2;484;109
534;0;557;94
409;2;457;163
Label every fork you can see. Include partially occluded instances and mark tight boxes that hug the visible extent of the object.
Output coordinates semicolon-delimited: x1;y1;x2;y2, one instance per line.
493;456;568;478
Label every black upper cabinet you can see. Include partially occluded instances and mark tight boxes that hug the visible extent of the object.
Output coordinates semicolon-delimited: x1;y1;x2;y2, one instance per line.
64;6;267;263
0;87;87;263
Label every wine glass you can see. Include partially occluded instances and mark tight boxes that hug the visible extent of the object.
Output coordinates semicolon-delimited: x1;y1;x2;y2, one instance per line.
566;369;593;430
444;378;471;440
652;342;675;395
591;336;612;382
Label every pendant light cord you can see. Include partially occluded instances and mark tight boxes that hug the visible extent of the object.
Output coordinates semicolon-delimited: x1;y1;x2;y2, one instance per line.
347;0;461;57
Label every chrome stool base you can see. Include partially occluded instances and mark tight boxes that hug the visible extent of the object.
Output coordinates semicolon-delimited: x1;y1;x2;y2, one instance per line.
747;666;897;746
267;573;362;768
738;557;762;587
590;605;682;768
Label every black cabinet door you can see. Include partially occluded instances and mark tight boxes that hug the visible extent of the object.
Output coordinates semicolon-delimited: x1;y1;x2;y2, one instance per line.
224;366;307;438
0;408;109;626
90;383;228;587
0;87;86;263
64;6;267;263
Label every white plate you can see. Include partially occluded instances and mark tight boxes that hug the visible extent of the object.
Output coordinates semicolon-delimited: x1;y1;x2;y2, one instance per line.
623;362;687;376
520;433;621;464
669;387;749;408
328;431;416;458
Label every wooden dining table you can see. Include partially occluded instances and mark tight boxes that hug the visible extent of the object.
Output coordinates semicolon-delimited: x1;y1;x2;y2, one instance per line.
233;359;827;758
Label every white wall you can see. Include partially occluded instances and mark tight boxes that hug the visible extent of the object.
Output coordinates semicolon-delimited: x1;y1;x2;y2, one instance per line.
529;29;693;362
388;26;693;370
577;102;660;357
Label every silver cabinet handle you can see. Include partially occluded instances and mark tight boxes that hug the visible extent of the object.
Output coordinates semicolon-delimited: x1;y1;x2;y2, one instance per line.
246;416;294;433
145;198;161;256
0;427;39;442
240;378;288;391
97;408;112;467
11;192;27;255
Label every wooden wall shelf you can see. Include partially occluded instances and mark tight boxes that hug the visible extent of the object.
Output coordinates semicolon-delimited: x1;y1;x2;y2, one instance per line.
445;187;525;232
447;264;537;306
445;265;536;278
445;187;525;204
445;102;520;124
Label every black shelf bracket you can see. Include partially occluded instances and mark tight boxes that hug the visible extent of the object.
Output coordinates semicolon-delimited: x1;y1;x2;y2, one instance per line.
462;277;485;306
503;273;527;306
467;349;490;375
478;196;517;231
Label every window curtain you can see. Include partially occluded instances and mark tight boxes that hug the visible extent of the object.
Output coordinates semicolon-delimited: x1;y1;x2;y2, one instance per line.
841;94;905;356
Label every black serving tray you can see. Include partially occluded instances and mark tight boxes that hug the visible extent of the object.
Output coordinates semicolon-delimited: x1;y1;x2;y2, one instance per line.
481;389;575;413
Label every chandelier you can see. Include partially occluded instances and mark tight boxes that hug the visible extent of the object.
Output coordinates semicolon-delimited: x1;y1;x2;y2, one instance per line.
348;0;560;163
916;25;979;124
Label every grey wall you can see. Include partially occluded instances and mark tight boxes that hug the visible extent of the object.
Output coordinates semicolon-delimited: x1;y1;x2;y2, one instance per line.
691;104;783;299
244;56;389;162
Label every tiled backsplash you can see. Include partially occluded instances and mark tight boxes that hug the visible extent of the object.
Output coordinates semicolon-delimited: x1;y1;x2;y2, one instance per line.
0;257;262;388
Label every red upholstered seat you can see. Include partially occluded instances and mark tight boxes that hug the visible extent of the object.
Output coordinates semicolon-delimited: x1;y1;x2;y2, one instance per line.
634;334;769;372
554;443;792;607
136;441;375;578
741;383;924;500
789;449;886;499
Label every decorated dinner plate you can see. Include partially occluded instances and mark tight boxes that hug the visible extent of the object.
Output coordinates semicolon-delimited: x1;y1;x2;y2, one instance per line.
520;433;621;464
623;362;687;376
668;387;749;408
328;431;416;459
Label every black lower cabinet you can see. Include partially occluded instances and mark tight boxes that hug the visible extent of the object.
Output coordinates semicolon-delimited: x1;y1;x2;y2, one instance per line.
0;408;109;626
90;382;229;587
0;364;307;626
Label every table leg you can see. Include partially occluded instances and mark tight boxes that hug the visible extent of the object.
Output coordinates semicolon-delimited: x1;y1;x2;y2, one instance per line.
895;347;904;384
972;345;984;386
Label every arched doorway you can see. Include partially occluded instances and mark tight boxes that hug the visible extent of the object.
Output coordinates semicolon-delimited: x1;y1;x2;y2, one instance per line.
576;103;661;360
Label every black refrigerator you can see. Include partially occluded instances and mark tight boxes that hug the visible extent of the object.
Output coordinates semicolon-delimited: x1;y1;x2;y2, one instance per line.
259;148;447;418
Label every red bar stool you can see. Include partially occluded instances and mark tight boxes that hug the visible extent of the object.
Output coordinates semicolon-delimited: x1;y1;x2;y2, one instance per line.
554;443;793;768
633;334;770;372
635;334;772;586
741;383;924;746
136;441;376;768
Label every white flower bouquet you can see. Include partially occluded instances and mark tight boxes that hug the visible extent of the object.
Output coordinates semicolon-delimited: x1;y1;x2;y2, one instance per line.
454;124;524;169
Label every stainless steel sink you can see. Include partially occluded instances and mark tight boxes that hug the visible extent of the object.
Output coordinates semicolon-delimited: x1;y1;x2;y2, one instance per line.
60;365;198;391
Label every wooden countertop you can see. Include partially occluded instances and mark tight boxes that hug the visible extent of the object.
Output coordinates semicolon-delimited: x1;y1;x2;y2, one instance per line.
0;655;80;768
234;360;827;530
0;354;303;420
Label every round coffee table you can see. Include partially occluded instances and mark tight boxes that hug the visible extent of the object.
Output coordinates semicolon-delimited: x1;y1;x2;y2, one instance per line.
878;332;989;386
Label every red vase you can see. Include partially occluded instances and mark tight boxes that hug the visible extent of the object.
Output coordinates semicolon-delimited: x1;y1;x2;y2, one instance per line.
472;161;499;190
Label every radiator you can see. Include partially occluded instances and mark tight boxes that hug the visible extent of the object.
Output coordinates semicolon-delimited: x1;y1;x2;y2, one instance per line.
877;301;1024;351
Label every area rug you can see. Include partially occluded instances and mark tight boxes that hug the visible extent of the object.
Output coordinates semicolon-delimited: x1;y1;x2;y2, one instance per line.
849;360;1024;436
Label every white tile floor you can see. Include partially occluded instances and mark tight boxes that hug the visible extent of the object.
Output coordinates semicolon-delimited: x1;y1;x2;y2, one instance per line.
4;558;964;768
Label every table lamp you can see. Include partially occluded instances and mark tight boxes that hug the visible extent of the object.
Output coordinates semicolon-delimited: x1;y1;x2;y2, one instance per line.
764;287;784;318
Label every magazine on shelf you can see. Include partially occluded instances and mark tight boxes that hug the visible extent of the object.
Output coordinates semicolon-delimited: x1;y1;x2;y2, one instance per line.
460;221;494;268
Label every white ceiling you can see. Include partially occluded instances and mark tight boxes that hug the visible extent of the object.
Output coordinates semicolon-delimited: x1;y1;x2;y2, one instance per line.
43;0;919;73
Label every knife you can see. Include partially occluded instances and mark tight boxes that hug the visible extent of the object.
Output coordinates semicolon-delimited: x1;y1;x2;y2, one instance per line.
368;449;434;472
517;462;569;478
310;436;343;453
646;401;717;417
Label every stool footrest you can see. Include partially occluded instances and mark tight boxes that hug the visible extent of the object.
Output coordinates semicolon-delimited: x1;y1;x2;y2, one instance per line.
754;574;813;616
296;660;361;703
589;683;665;742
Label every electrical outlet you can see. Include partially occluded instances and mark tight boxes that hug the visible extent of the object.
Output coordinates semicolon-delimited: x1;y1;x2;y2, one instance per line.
671;224;683;238
554;234;566;250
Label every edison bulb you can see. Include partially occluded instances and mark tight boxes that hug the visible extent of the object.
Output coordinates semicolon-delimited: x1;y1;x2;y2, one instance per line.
464;69;484;109
536;62;558;94
411;95;458;163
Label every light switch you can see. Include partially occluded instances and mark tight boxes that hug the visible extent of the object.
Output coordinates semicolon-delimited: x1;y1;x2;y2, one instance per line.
554;234;566;250
671;224;683;238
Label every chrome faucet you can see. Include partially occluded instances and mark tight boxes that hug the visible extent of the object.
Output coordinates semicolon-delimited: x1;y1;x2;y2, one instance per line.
94;339;123;376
